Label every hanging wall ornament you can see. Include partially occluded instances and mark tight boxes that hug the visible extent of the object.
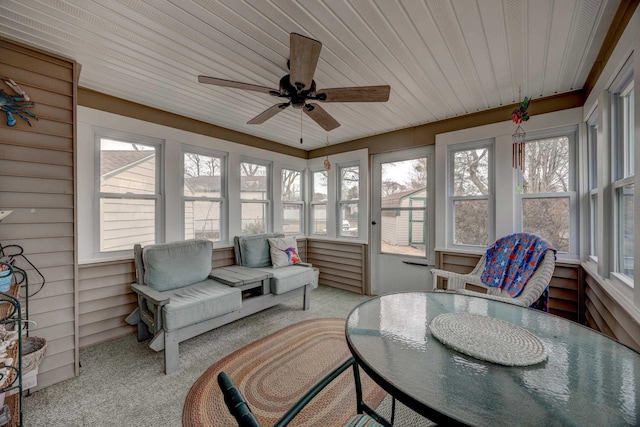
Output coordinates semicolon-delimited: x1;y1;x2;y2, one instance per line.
323;136;331;170
1;78;38;127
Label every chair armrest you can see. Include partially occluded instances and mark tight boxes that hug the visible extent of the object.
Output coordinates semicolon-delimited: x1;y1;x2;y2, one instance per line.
431;268;486;291
131;283;170;307
218;372;261;427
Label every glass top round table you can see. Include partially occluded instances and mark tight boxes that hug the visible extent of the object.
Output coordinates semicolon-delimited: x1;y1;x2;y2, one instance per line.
345;291;640;427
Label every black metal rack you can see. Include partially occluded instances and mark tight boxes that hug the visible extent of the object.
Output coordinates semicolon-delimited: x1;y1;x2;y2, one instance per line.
0;265;22;427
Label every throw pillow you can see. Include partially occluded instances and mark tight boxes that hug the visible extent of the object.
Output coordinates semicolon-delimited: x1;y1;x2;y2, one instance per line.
268;236;301;267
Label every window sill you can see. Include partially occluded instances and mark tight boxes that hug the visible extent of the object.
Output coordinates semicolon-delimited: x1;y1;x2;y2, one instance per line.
434;246;485;256
306;235;368;245
79;254;133;266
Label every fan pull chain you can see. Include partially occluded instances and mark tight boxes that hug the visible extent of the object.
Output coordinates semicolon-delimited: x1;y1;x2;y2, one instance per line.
300;109;303;144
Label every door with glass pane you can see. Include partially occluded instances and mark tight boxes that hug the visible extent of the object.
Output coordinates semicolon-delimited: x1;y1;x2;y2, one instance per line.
371;147;434;295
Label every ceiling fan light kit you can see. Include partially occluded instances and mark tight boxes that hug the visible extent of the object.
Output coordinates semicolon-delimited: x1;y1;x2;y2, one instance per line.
198;33;390;132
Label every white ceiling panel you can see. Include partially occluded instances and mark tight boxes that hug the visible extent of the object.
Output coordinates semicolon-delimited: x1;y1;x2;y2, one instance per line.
0;0;620;150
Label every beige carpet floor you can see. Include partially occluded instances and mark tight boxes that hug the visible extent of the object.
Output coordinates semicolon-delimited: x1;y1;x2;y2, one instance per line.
22;286;434;426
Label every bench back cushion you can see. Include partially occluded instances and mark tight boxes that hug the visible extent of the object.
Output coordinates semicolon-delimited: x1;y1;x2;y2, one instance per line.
234;233;284;268
142;239;213;292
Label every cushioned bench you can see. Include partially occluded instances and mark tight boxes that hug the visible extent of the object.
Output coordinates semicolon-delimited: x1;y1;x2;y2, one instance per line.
233;233;315;301
126;237;313;374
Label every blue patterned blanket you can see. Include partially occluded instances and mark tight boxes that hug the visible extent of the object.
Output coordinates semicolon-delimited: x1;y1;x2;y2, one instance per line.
480;233;555;304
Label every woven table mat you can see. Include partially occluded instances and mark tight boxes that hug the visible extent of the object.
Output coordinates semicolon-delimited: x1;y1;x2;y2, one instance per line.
429;313;547;366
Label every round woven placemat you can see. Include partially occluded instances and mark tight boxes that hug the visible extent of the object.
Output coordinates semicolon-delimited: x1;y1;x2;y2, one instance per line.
429;313;548;366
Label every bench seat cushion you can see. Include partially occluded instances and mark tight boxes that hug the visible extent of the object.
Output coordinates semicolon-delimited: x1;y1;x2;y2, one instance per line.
162;279;242;332
143;239;213;292
235;233;284;268
255;265;314;294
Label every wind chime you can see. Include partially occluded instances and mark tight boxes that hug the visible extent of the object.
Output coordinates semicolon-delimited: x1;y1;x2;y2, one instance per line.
512;90;530;171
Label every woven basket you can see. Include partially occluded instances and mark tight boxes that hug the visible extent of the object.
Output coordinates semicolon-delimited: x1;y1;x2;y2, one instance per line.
22;337;46;374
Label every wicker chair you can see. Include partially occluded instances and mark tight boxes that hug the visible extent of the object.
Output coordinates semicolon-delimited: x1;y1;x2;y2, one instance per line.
218;357;391;427
431;247;555;308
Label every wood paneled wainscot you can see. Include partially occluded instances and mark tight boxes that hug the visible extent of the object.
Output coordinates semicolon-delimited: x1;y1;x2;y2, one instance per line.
435;250;584;323
306;239;367;294
583;267;640;353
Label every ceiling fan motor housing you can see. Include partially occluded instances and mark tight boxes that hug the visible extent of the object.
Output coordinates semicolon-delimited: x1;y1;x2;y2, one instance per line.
278;75;320;108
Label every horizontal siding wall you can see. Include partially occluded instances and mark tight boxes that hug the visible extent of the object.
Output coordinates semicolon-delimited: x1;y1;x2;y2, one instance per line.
78;261;137;348
78;245;238;348
0;39;76;389
584;272;640;353
213;246;236;268
435;251;584;323
307;239;366;294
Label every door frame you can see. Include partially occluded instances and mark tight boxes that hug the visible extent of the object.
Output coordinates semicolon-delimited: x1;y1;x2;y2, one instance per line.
370;146;435;295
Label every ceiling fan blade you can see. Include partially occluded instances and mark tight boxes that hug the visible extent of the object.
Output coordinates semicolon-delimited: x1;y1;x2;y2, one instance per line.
304;103;340;131
289;33;322;90
198;76;277;94
247;103;290;124
317;85;390;102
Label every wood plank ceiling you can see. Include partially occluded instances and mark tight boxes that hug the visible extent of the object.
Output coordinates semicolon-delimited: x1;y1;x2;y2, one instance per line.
0;0;620;150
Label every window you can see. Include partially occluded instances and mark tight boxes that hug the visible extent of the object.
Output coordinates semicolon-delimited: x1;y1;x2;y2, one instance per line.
311;170;328;235
517;129;577;254
281;168;304;235
240;160;271;234
96;130;162;253
183;148;226;242
612;79;634;282
587;116;598;260
338;165;359;237
379;156;429;257
448;141;493;247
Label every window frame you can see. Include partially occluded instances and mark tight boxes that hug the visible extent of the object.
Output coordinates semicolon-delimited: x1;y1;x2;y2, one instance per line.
610;70;634;286
93;127;164;258
446;139;495;249
337;162;360;238
373;147;434;262
515;126;579;258
310;168;329;235
587;114;599;261
281;166;305;236
239;157;272;235
181;145;227;244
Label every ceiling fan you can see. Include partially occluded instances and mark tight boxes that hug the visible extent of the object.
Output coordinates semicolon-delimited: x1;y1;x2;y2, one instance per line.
198;33;390;132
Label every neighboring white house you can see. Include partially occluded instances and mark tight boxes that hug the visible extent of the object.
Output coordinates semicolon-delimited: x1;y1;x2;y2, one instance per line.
100;150;157;252
183;175;222;241
380;188;427;248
